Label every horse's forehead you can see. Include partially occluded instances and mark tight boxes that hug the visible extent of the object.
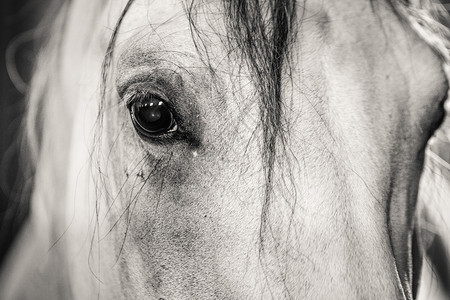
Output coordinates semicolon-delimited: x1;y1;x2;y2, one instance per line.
113;0;375;101
113;0;407;79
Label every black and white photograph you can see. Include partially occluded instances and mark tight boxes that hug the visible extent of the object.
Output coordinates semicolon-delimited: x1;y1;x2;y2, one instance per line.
0;0;450;299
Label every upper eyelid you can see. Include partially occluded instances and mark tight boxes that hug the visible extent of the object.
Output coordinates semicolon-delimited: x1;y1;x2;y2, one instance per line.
116;67;184;98
116;68;204;130
122;84;171;107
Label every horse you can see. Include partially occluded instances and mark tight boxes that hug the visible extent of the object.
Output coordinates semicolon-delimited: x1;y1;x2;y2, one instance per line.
0;0;449;298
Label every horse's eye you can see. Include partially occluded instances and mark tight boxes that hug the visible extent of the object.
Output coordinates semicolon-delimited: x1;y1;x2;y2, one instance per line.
129;94;177;136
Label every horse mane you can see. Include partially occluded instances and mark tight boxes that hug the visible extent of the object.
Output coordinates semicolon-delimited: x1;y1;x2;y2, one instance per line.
1;0;449;297
0;1;108;296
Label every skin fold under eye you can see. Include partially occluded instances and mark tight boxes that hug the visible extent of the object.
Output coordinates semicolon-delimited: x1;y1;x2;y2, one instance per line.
128;92;178;137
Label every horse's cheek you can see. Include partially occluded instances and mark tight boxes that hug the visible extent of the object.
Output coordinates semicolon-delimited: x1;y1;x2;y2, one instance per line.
107;122;265;298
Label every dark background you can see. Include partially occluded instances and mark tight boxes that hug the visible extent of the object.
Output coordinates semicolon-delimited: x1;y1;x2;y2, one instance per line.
1;0;450;268
0;0;47;266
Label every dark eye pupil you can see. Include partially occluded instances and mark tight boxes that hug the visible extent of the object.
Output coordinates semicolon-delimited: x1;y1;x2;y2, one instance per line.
131;95;175;135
